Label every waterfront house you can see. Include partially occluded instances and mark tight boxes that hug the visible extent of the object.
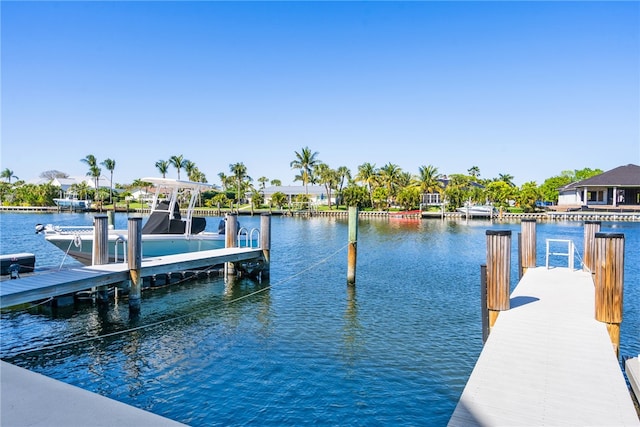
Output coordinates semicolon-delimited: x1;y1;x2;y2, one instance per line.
260;185;333;207
557;164;640;208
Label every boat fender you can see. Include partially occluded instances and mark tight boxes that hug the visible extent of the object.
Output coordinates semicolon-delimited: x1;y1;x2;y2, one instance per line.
73;235;82;248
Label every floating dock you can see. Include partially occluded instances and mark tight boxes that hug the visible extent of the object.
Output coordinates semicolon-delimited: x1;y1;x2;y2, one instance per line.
0;247;263;309
449;267;640;426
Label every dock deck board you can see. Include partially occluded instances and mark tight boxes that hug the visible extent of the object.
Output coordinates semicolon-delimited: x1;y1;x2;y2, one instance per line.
449;267;640;426
0;247;263;309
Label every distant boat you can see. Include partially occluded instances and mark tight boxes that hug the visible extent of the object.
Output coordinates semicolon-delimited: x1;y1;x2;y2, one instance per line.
456;205;496;217
53;192;92;211
39;177;258;265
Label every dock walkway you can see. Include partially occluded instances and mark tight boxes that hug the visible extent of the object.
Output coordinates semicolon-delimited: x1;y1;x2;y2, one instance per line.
0;247;263;309
449;267;639;426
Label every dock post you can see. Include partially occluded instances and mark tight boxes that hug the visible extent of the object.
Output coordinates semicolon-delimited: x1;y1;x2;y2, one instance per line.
594;232;624;358
486;230;511;329
520;219;536;277
225;214;238;277
128;217;142;316
583;221;601;273
93;215;109;304
347;206;358;285
260;213;271;281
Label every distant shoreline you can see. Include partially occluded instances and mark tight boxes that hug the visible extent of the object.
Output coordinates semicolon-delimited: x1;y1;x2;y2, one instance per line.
1;205;638;222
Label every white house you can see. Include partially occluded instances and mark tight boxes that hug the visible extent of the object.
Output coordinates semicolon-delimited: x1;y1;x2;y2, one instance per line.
557;164;640;208
259;185;334;206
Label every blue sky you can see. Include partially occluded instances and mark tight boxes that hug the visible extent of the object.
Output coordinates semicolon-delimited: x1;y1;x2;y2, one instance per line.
2;1;639;187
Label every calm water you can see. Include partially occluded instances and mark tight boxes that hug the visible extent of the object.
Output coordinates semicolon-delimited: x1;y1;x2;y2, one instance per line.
1;212;639;426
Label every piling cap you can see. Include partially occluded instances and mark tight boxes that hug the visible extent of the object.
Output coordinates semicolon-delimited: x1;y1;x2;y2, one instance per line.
585;220;601;225
521;218;537;222
594;232;624;239
486;230;512;236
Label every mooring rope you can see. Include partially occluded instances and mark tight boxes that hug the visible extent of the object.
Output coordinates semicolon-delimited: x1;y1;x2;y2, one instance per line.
3;243;349;358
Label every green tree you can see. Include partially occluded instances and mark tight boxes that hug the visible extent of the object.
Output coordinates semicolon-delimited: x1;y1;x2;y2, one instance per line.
315;163;338;209
290;146;320;194
1;168;18;183
468;166;481;179
101;158;116;204
396;186;420;210
270;179;282;186
443;174;474;210
355;162;378;208
169;155;186;180
378;163;402;208
498;173;515;187
342;184;371;209
485;181;516;209
229;162;251;203
155;160;170;178
81;154;101;201
416;165;442;195
270;191;288;209
517;181;541;212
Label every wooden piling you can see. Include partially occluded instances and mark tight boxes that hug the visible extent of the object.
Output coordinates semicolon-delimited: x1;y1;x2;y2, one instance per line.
593;232;624;358
520;219;536;275
93;215;109;304
486;230;511;328
260;213;271;281
225;214;238;277
347;206;358;285
128;217;142;316
583;221;601;273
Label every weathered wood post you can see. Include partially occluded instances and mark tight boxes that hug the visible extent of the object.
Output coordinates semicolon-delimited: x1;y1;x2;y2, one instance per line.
93;215;110;304
128;217;142;316
486;230;511;329
260;213;271;281
583;220;601;273
520;219;537;277
480;264;489;343
225;213;238;278
594;232;624;358
347;206;358;285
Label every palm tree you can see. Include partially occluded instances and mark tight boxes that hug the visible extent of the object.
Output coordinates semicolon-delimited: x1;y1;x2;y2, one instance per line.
498;173;516;187
155;160;169;178
258;176;269;191
417;165;443;201
81;155;101;201
184;160;197;181
169;155;186;180
378;163;402;208
218;172;231;191
229;162;251;203
1;168;18;183
468;166;481;179
290;146;320;195
101;158;116;204
355;162;378;208
315;163;338;209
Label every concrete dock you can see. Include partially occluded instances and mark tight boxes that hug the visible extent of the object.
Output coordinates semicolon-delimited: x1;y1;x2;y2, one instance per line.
1;361;186;426
449;267;640;426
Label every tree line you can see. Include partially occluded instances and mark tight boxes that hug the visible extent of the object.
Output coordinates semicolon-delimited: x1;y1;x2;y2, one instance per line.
0;148;603;212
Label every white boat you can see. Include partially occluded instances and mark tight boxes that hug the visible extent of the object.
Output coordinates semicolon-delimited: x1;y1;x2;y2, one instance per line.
38;177;257;265
456;204;497;217
53;191;92;211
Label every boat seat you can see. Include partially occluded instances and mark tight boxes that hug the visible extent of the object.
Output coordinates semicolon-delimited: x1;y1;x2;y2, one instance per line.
169;219;186;234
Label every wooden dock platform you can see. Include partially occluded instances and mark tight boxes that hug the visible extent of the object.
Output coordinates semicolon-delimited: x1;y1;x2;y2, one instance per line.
449;267;640;426
0;247;263;309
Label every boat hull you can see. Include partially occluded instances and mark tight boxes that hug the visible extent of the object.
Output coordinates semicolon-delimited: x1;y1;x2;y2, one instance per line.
45;231;256;265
